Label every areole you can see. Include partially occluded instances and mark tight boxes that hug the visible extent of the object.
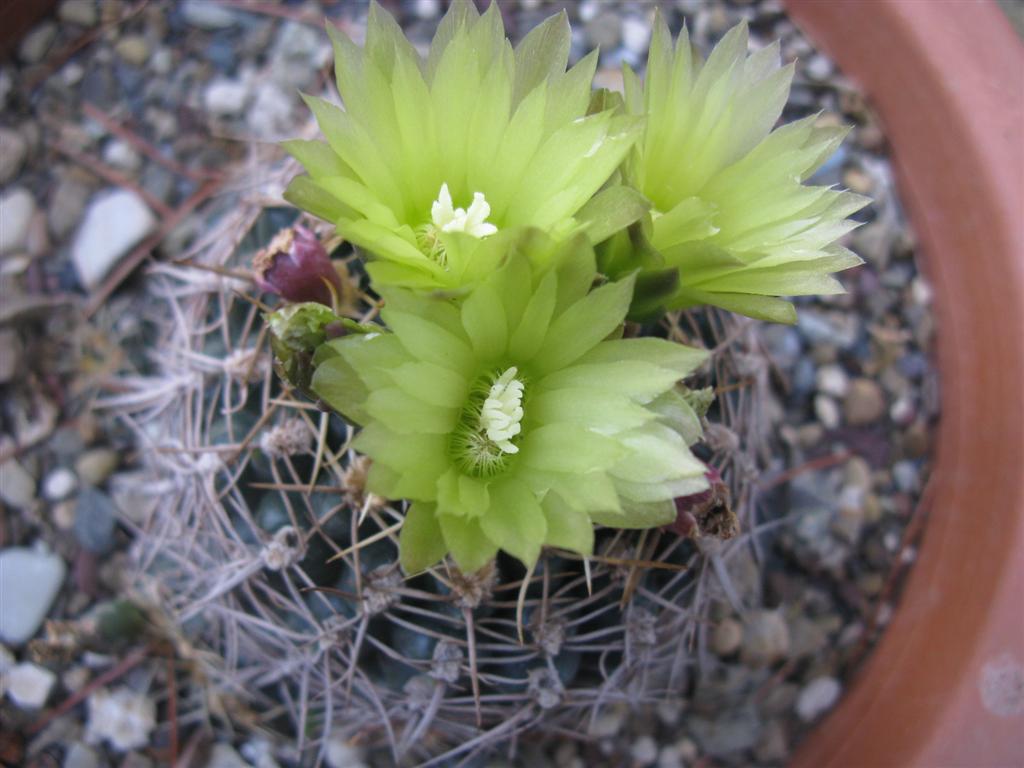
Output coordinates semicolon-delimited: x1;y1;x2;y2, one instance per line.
783;1;1024;766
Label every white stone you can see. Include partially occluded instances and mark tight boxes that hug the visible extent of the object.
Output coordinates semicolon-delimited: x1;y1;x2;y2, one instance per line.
622;16;652;54
815;364;850;398
0;127;28;184
0;547;66;644
85;687;156;751
412;0;440;18
4;662;56;708
247;81;295;139
631;735;659;766
182;0;237;28
102;139;141;172
43;467;79;501
795;676;842;722
0;187;37;255
204;77;250;117
71;189;156;289
324;735;368;768
813;393;841;430
0;459;35;508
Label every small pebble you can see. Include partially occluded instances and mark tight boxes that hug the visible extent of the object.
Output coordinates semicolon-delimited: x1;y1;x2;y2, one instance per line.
0;547;66;644
324;734;368;768
115;35;149;66
0;187;37;256
102;138;142;172
711;617;743;657
631;735;659;766
0;459;36;508
622;15;652;54
816;364;850;398
813;393;841;430
74;488;118;554
85;687;157;752
59;0;98;26
19;22;57;64
741;610;790;667
71;188;156;289
0;127;27;184
844;378;886;425
843;166;874;195
63;743;102;768
204;77;251;117
795;676;842;722
3;662;56;708
181;0;237;29
43;467;79;502
75;448;120;485
804;53;832;81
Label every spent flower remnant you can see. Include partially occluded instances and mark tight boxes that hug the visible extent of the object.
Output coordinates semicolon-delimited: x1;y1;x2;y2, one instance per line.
612;17;868;323
283;0;641;289
310;234;710;573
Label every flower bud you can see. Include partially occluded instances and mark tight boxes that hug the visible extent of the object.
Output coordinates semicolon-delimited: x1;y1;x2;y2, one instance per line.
667;464;739;540
266;302;341;392
253;226;342;306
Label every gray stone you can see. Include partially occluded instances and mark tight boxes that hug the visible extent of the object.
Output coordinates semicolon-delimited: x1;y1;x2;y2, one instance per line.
63;742;102;768
0;459;35;508
49;174;91;239
0;187;37;255
688;708;762;757
71;189;156;289
74;488;118;554
795;676;842;722
740;610;790;668
181;0;237;29
59;1;98;26
203;77;250;117
0;547;66;644
19;22;57;64
75;448;120;486
586;11;622;49
630;735;658;766
0;328;21;384
0;127;28;184
805;53;833;81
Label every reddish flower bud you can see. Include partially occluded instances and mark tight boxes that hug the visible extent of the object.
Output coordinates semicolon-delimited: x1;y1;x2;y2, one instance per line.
666;464;739;540
253;226;342;306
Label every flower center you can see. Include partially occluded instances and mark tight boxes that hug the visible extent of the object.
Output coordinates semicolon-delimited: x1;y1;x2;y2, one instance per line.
449;367;526;478
416;183;498;265
480;367;524;454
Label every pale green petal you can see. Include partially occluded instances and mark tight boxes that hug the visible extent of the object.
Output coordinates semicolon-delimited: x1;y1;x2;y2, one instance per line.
532;274;636;374
591;498;676;529
392;361;469;408
520;424;625;473
400;502;448;574
364;387;458;434
542;491;593;555
577;338;708;378
609;422;707;484
438;513;498;574
479;478;546;566
527;388;655;435
382;310;476;374
460;280;508;361
538;360;683;403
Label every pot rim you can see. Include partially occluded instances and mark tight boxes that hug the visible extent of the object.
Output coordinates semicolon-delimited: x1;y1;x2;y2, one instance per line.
784;1;1024;765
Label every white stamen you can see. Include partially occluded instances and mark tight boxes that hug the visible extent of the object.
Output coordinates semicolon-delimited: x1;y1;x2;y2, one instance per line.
431;183;498;239
480;367;524;454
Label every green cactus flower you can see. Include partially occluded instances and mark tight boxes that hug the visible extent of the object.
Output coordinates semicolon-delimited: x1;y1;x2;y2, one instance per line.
284;1;642;291
616;18;868;323
311;233;709;574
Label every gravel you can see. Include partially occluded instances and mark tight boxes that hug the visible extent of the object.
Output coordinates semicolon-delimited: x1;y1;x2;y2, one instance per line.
0;547;66;644
71;189;156;289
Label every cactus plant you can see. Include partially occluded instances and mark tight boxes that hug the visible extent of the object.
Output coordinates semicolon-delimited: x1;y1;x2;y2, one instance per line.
115;192;773;766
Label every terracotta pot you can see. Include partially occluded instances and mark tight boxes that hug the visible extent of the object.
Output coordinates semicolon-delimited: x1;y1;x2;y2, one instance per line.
783;1;1024;766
